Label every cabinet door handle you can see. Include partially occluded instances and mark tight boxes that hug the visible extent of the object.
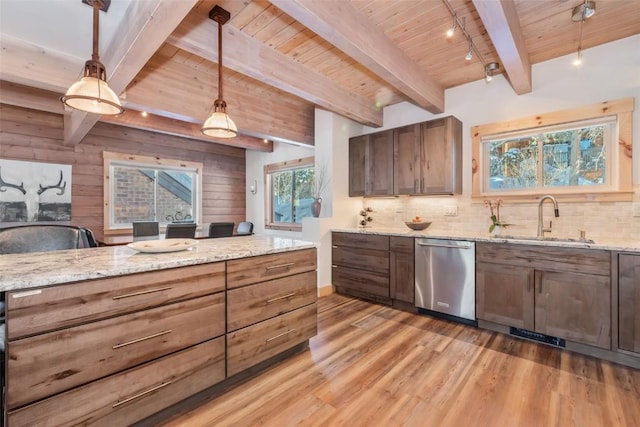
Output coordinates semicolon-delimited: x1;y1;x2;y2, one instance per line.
112;381;172;408
266;329;296;342
112;287;172;300
112;330;172;349
266;292;297;303
538;273;543;294
266;262;295;271
331;245;338;249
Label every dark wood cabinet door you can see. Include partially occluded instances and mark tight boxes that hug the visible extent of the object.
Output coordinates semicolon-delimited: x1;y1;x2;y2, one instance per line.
534;270;611;349
420;116;462;194
390;237;415;303
349;135;367;196
367;130;394;196
393;124;420;195
619;254;640;353
476;262;534;330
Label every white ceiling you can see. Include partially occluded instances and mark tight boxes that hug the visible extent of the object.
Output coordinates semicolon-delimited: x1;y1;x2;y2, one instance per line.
0;0;129;61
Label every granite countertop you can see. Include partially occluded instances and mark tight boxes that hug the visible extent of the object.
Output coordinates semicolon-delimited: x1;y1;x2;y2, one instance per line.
0;235;316;292
332;227;640;253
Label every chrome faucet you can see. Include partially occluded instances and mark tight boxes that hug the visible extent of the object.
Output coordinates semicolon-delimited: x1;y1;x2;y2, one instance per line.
537;195;559;238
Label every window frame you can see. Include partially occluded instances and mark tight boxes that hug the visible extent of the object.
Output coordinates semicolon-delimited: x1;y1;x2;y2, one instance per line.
471;98;634;203
264;156;315;232
103;151;203;233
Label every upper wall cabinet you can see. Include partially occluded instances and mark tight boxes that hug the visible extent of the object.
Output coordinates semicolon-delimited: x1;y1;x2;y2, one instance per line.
350;116;462;197
348;130;394;197
394;116;462;195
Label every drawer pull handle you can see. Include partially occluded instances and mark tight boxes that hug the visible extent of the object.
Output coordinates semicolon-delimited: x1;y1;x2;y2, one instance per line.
112;381;172;408
266;262;295;271
266;292;297;304
331;245;338;248
266;329;296;342
113;330;172;349
112;287;172;300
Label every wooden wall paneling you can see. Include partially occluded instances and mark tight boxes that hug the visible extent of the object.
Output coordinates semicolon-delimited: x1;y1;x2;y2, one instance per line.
0;104;246;239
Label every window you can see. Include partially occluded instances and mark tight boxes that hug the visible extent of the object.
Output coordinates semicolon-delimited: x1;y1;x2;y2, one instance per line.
103;152;202;231
472;98;633;202
265;156;315;231
484;117;614;193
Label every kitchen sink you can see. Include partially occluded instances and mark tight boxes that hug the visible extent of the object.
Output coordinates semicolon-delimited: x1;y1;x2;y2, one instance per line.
494;235;596;244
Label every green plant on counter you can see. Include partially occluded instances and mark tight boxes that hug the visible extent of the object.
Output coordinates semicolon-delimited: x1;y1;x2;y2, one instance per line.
484;199;512;233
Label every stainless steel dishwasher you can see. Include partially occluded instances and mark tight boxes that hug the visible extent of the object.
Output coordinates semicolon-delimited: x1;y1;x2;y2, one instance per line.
415;238;476;325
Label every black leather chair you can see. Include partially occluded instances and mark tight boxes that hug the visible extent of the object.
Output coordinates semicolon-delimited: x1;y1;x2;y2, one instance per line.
208;222;235;238
165;222;197;239
0;225;94;254
132;221;159;241
237;221;254;235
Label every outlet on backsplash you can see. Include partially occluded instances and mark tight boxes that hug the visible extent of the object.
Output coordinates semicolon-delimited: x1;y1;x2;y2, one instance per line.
444;206;458;216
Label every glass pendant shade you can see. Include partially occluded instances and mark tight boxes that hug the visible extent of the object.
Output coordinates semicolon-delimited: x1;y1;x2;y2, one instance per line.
201;100;238;138
62;74;124;115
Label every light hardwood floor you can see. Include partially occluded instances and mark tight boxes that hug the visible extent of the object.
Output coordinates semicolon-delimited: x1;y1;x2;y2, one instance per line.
160;294;640;427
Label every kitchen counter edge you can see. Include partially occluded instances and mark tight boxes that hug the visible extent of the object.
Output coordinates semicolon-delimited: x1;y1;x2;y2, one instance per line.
0;235;316;292
332;227;640;253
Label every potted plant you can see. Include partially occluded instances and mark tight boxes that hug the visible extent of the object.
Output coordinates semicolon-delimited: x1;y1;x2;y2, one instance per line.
484;199;512;234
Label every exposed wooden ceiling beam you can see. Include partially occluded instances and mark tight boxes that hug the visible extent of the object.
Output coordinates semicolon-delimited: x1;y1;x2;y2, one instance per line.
269;0;445;114
167;7;383;127
63;0;199;146
472;0;532;95
0;80;272;152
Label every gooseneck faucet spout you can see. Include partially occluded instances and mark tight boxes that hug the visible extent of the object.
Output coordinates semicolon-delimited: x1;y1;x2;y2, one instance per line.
537;195;559;238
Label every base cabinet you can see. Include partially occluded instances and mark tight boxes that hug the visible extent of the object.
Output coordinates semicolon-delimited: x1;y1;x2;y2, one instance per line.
390;236;415;304
476;243;611;349
619;254;640;353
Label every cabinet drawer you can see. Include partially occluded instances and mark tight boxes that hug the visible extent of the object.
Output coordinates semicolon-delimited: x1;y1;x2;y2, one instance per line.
7;262;225;339
227;303;317;376
332;265;389;298
476;243;610;276
227;270;317;332
7;292;225;409
227;248;317;289
332;232;389;251
332;246;389;273
8;337;225;427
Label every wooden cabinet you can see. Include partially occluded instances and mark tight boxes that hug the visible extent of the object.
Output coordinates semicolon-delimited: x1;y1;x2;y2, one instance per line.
348;130;394;197
5;262;227;426
476;261;534;330
226;248;318;376
332;232;390;303
390;236;415;304
619;254;640;353
476;243;611;349
393;117;462;195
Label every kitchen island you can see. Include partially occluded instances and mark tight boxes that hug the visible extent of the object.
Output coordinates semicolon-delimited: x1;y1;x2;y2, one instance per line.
0;235;318;426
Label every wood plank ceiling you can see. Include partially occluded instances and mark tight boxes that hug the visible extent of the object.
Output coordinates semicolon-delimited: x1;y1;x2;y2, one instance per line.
1;0;639;151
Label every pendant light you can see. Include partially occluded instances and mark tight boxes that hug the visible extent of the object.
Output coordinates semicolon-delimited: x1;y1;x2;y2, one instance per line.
201;5;237;138
571;0;596;67
61;0;124;115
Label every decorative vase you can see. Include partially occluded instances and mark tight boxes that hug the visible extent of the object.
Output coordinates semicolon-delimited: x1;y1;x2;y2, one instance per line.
311;197;322;217
493;225;502;236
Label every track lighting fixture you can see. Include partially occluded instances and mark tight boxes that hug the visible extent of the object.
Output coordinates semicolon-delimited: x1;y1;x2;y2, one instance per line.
465;43;473;61
446;14;456;38
485;62;499;82
442;0;498;82
571;0;596;67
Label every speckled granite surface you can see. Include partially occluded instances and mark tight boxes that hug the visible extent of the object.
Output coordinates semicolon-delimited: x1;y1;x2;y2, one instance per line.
0;235;316;292
332;227;640;253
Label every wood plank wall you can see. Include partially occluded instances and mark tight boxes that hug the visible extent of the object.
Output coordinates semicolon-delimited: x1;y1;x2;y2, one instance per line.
0;104;246;239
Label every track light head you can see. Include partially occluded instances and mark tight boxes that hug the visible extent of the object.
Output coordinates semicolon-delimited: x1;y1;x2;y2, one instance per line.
465;48;473;61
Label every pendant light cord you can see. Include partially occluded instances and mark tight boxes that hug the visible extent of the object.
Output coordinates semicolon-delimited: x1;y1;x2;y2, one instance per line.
217;18;223;101
92;0;100;62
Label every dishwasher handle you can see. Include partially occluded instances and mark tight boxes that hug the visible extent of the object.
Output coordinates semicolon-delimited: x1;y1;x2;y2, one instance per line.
416;242;472;250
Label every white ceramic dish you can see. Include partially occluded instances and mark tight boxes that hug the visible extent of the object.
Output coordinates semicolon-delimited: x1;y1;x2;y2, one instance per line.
127;238;198;253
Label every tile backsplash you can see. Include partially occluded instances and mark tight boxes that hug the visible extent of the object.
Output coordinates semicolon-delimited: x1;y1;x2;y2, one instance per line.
358;187;640;242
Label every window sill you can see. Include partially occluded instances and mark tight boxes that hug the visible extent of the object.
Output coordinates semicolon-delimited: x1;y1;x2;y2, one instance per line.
265;224;302;232
472;191;633;204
